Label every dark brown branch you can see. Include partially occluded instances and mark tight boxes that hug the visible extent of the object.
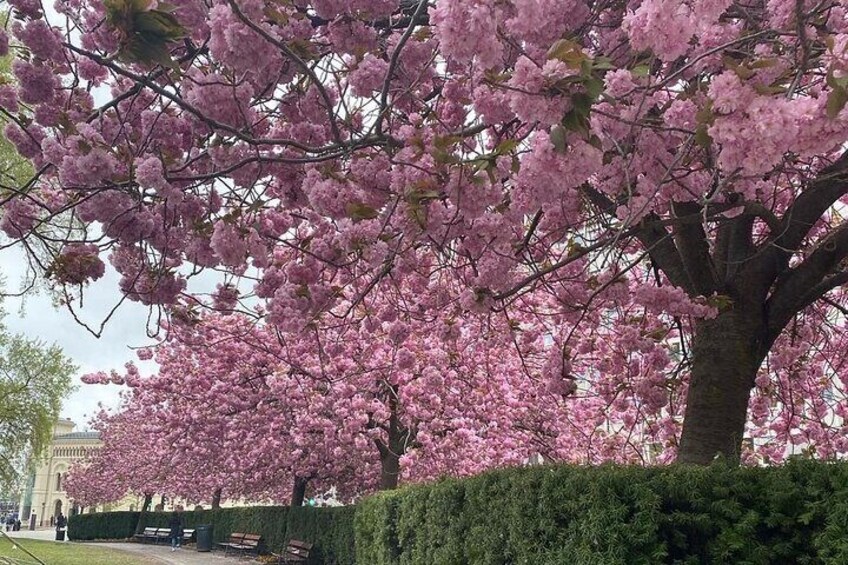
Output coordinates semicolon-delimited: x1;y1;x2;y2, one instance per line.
757;151;848;278
583;185;694;293
671;201;717;295
767;222;848;337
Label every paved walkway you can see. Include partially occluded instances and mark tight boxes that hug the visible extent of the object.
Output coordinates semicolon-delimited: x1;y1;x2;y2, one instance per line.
7;529;254;565
84;542;254;565
5;529;56;542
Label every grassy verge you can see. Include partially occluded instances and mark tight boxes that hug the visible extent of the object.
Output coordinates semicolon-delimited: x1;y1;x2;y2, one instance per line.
0;538;158;565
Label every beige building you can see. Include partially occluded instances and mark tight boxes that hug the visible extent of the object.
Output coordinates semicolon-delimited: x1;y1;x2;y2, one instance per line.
18;419;139;526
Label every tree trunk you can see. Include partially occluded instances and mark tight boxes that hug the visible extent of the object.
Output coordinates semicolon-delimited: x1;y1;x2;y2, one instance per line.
677;311;767;465
376;386;408;490
211;488;222;510
135;493;153;534
290;476;308;507
379;446;401;490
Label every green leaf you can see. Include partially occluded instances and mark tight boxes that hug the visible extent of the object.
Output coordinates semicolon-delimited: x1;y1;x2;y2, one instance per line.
753;84;787;95
494;139;519;155
432;148;459;165
631;64;651;77
561;110;589;138
345;202;380;221
826;85;848;119
706;294;734;311
722;56;754;80
547;39;586;69
694;125;712;148
590;57;616;71
134;10;185;39
584;76;604;100
549;125;568;153
826;71;848;90
105;0;186;66
694;103;714;148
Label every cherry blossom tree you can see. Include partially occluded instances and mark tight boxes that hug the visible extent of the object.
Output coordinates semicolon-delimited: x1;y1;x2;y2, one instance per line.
71;304;553;501
3;0;848;465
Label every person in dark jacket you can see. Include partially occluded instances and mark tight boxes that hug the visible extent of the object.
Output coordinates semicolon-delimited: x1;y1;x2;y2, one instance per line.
168;507;184;551
55;513;67;541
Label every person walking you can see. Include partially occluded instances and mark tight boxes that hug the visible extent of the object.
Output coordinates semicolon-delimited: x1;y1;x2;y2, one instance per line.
168;507;184;552
55;512;67;541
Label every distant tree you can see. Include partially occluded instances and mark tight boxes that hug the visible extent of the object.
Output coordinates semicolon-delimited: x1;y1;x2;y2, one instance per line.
0;25;74;491
0;39;32;189
0;298;76;491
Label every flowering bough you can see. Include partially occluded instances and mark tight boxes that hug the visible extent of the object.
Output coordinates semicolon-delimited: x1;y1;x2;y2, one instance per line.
70;309;564;503
3;1;848;465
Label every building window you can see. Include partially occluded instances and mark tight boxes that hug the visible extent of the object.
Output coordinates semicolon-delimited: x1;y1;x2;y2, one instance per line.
56;473;62;491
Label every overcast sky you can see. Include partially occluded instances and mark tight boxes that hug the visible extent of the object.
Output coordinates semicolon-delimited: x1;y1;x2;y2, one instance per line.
1;244;158;430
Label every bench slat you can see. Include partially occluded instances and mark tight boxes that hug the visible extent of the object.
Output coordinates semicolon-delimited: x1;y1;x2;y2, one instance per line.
287;540;313;549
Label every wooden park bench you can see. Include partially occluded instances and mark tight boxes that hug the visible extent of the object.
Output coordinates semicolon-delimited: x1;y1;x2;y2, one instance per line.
133;527;170;543
133;526;194;544
271;539;313;564
133;527;158;543
217;531;263;557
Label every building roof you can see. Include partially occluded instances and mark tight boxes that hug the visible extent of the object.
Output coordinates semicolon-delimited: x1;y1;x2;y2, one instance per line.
54;431;101;441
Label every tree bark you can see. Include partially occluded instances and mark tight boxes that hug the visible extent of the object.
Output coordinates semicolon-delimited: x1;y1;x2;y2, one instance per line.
290;476;308;507
677;311;767;464
211;488;222;510
376;386;408;490
135;493;153;534
379;445;401;490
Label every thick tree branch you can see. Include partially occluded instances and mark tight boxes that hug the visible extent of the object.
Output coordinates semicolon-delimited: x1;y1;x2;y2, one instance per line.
583;186;693;293
758;152;848;278
671;201;717;295
773;270;848;333
767;222;848;337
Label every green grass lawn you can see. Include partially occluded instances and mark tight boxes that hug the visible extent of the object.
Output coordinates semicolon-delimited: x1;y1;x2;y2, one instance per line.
0;538;158;565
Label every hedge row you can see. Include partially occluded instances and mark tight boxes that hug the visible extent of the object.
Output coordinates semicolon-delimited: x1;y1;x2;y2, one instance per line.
68;460;848;564
66;511;140;541
356;459;848;564
68;505;355;564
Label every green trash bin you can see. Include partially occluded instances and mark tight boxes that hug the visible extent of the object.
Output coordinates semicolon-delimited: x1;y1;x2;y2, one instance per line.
196;524;213;552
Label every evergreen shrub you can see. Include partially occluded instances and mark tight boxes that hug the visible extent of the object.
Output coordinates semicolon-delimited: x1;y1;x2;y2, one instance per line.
286;505;357;564
354;459;848;565
67;511;140;540
66;460;848;564
68;504;356;563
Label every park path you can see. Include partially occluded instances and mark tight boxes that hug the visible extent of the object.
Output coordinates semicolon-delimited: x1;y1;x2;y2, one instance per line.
86;542;254;565
7;529;255;565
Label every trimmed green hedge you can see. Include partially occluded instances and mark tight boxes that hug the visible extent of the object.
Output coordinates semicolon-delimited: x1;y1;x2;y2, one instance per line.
286;506;357;565
67;460;848;564
68;504;355;563
142;506;291;551
355;459;848;564
68;511;140;541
